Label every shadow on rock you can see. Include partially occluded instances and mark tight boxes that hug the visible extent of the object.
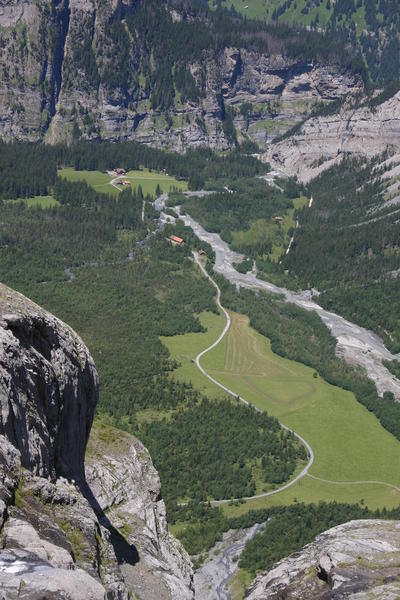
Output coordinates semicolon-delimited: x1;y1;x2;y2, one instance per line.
79;480;139;566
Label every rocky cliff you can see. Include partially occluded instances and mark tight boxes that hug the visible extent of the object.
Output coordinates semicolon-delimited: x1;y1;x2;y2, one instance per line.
0;282;193;599
245;519;400;599
0;0;360;149
267;91;400;182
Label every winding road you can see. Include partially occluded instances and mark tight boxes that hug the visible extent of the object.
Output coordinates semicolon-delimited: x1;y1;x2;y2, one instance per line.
178;207;400;399
193;253;315;505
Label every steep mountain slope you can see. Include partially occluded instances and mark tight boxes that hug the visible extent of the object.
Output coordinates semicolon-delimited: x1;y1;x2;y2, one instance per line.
213;0;400;86
246;519;400;599
0;282;193;599
267;91;400;182
0;0;361;149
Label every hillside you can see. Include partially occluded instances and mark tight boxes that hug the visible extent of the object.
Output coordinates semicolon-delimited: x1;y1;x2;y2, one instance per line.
0;0;362;149
213;0;399;86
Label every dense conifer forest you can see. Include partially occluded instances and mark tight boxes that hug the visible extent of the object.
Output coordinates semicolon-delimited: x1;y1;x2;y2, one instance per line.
0;141;263;199
172;498;400;559
285;156;400;352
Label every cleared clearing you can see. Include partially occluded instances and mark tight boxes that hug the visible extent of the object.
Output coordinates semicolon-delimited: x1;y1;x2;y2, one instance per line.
5;196;59;208
58;167;187;197
231;196;308;261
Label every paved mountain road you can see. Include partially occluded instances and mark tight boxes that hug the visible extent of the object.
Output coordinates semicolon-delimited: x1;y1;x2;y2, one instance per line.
193;253;314;505
178;207;400;399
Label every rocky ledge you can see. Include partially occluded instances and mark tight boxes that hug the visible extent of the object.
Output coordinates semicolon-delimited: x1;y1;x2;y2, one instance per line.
267;91;400;182
0;282;193;599
246;519;400;599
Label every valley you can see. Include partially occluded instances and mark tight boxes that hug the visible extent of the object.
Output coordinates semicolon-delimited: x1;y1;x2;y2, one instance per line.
2;147;400;596
0;1;400;598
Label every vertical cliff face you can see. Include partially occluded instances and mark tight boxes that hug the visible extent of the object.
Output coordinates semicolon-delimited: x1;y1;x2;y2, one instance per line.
0;0;361;149
0;285;98;482
0;283;193;599
267;91;400;182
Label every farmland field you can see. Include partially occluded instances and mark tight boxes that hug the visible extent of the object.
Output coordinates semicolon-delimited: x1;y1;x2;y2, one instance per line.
164;302;400;511
58;167;187;197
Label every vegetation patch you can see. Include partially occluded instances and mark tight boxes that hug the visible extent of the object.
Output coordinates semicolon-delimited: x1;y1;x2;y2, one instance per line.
59;167;187;198
283;156;400;351
140;398;306;504
166;306;400;511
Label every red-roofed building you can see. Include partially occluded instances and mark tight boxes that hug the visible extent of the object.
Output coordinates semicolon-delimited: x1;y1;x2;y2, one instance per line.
170;235;184;246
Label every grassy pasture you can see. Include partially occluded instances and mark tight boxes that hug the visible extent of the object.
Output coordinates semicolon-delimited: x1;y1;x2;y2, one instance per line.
164;304;400;511
125;168;188;195
58;167;187;198
161;311;227;399
209;0;335;28
58;168;119;196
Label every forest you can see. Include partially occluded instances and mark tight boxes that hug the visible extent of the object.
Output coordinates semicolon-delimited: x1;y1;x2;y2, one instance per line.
182;178;293;247
0;152;308;516
140;398;307;505
0;141;264;200
284;155;400;352
173;497;400;560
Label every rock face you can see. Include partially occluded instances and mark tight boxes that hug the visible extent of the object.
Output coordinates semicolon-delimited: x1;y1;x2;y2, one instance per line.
0;282;193;599
85;424;194;600
267;91;400;182
0;284;98;483
0;1;360;149
246;519;400;599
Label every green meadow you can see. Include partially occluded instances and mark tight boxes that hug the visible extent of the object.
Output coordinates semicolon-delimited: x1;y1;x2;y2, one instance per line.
58;167;187;198
163;303;400;512
209;0;338;29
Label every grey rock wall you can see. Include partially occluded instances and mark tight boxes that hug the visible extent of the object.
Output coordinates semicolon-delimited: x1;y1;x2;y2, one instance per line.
267;91;400;182
246;519;400;599
0;1;360;150
0;283;193;600
0;283;98;482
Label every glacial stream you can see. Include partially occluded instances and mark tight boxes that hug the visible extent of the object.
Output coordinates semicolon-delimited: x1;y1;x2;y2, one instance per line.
176;208;400;398
154;193;400;599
